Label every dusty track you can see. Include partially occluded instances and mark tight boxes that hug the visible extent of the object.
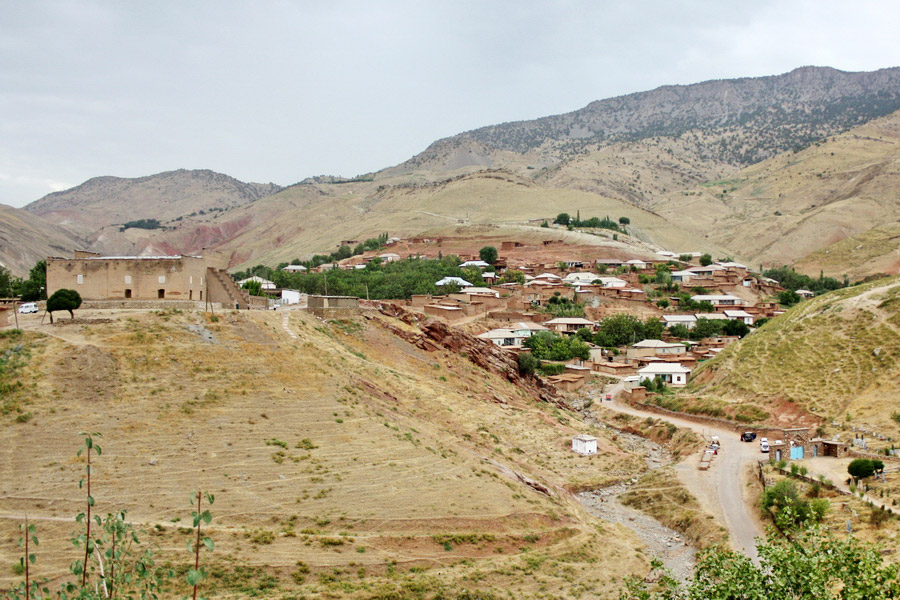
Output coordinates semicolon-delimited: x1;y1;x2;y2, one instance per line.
596;380;765;561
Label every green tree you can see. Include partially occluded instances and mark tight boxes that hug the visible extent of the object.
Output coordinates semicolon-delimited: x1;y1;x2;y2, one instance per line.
678;253;693;263
241;279;263;296
624;524;900;599
722;319;751;338
0;266;11;297
691;317;724;340
618;216;630;225
479;246;498;265
46;289;82;323
848;458;875;483
699;253;713;266
668;323;691;339
553;213;571;226
779;289;801;307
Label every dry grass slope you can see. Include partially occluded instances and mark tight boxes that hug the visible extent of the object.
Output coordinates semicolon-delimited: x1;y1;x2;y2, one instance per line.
0;308;655;598
689;277;900;431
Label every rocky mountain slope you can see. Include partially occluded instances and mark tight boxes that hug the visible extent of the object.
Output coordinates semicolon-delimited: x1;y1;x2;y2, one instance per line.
688;276;900;432
25;169;282;239
399;66;900;173
0;204;84;275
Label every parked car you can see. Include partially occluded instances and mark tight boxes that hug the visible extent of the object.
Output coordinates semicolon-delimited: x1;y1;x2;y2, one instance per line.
18;302;38;314
741;431;757;442
760;438;770;453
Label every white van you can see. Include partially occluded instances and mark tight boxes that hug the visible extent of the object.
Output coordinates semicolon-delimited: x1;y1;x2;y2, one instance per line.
18;302;39;314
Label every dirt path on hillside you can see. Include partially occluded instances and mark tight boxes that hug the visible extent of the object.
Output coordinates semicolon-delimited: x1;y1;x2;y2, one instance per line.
593;381;765;562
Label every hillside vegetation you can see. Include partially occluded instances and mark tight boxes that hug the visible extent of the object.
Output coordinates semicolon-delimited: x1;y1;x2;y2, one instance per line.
688;277;900;431
0;308;650;598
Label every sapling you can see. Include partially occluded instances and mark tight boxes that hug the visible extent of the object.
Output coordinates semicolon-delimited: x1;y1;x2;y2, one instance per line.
187;491;215;600
75;432;102;587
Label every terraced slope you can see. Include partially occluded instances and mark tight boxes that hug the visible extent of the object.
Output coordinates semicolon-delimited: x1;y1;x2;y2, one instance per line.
0;307;648;598
689;277;900;431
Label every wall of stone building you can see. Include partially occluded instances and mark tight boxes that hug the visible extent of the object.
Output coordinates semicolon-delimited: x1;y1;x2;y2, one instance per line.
308;295;360;310
47;256;211;302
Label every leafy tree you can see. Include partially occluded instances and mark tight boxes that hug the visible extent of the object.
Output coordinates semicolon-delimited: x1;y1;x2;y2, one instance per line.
779;289;801;307
500;269;525;284
0;266;11;297
523;332;590;361
690;317;724;340
699;253;713;266
722;319;751;338
540;220;549;228
872;459;885;474
479;246;498;265
46;289;82;323
241;279;263;296
618;216;630;225
553;213;571;226
657;299;670;309
848;458;875;483
668;323;691;339
678;253;693;262
764;265;844;293
624;524;900;599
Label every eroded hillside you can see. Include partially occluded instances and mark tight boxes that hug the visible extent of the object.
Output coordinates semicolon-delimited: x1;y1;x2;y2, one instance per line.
688;277;900;432
0;307;650;598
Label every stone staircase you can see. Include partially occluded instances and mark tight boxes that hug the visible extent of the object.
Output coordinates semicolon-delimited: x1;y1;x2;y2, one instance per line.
207;268;250;309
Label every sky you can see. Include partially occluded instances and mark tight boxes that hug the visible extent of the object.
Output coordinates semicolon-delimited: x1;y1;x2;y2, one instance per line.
2;1;900;208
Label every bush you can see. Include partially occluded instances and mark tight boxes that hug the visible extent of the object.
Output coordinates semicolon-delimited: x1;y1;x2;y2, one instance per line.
538;363;566;376
699;253;713;266
517;353;540;375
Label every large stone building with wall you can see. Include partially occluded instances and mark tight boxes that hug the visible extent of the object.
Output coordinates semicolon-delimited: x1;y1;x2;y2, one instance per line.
47;250;250;308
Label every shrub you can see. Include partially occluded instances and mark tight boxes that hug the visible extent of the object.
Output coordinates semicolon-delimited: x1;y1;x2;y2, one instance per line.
517;353;540;375
848;458;875;482
537;363;566;376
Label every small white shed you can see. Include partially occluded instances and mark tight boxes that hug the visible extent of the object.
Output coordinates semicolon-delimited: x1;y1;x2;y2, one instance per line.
572;435;598;456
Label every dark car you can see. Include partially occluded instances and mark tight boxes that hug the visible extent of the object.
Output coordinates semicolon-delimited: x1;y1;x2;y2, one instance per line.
741;431;757;442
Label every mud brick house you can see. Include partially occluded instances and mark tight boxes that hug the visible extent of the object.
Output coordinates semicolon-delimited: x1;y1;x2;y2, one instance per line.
46;250;249;308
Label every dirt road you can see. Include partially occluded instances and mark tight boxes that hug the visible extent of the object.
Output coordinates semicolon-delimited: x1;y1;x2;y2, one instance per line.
595;381;765;561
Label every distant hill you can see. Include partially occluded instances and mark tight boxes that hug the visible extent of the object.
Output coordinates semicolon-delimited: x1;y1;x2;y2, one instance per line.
24;169;282;239
0;204;84;276
653;109;900;275
689;277;900;432
15;67;900;275
399;66;900;172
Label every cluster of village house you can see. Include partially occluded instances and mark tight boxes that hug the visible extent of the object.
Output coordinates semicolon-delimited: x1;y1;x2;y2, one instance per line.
35;244;787;393
24;245;858;464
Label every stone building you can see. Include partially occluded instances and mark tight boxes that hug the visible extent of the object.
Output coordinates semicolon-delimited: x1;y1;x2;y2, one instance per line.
46;250;249;308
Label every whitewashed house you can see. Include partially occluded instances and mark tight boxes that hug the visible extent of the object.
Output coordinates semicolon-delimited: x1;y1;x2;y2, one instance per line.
691;294;742;306
238;276;276;291
724;309;754;325
435;276;473;287
283;264;307;273
638;363;692;387
663;314;697;329
281;289;303;305
572;435;598;456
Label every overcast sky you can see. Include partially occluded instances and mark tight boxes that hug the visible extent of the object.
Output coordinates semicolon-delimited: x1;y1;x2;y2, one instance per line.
2;1;900;207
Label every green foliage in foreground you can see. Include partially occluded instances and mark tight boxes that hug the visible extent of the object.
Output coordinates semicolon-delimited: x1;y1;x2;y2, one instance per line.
523;331;590;361
622;524;900;599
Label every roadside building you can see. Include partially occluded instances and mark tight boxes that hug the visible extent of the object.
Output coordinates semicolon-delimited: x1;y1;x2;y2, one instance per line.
637;362;691;386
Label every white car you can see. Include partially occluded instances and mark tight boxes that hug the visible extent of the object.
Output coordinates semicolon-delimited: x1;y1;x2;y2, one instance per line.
760;438;770;453
18;302;39;314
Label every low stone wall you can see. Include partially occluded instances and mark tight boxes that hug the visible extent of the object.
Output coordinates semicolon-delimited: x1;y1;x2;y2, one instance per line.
633;401;746;432
82;300;212;310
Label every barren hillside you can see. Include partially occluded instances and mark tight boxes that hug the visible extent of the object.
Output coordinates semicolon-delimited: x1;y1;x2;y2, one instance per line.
25;169;282;240
0;307;650;598
654;110;900;275
0;204;84;276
